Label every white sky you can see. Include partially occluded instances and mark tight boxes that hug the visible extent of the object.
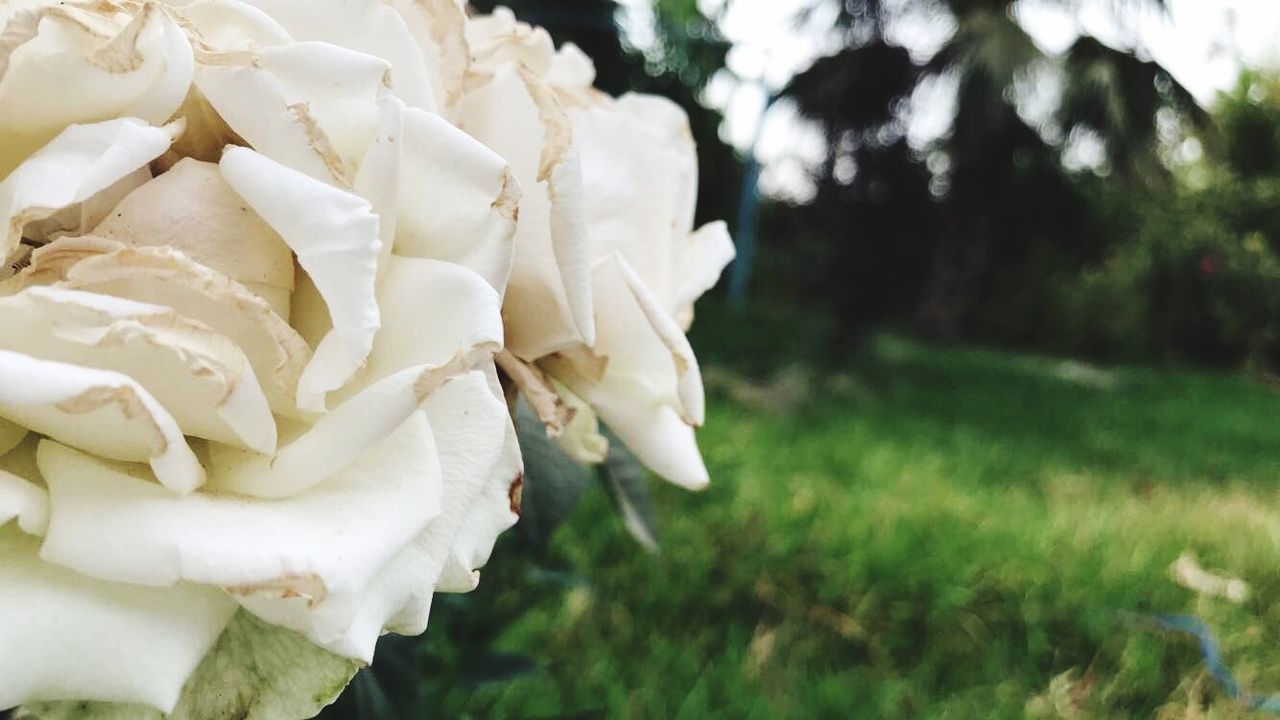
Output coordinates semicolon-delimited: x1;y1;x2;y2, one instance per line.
634;0;1280;201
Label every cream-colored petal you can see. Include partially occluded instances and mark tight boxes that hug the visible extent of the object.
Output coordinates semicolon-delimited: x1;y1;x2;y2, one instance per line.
386;0;469;111
543;254;708;489
1;118;180;265
674;220;735;330
550;378;608;465
455;62;593;358
0;349;204;493
38;415;440;606
496;348;572;435
21;237;311;415
0;286;276;453
178;0;293;52
465;9;555;76
237;0;439;111
0;3;193;176
433;362;523;592
20;165;149;244
572;96;699;303
195;41;387;185
546;42;597;93
0;527;237;714
241;369;514;661
93;158;296;319
206;362;443;499
337;254;503;403
392;104;518;296
219;146;381;410
0;468;47;536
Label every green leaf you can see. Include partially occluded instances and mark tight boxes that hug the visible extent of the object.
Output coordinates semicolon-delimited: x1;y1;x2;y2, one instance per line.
514;398;593;548
599;433;660;554
20;611;359;720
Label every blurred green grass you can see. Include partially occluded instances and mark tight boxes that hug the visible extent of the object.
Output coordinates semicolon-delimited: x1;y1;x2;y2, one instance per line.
437;336;1280;719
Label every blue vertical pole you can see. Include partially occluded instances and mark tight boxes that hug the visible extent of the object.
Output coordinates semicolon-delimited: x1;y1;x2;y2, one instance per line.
728;91;775;314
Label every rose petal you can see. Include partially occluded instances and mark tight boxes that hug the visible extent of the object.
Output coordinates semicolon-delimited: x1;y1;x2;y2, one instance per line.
543;254;709;489
240;369;514;660
0;527;237;714
0;285;276;454
21;236;311;415
1;118;180;265
236;0;439;111
674;220;736;330
392;104;518;296
194;41;388;185
0;349;204;494
550;378;608;464
385;0;469;111
455;62;594;358
0;416;27;456
38;411;440;607
93;158;296;319
219;146;381;410
0;3;193;175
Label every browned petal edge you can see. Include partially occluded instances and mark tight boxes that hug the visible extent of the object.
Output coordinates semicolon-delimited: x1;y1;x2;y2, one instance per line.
507;471;524;517
495;349;574;436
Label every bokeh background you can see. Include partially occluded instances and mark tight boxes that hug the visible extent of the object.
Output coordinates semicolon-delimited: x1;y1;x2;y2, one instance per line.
331;1;1280;717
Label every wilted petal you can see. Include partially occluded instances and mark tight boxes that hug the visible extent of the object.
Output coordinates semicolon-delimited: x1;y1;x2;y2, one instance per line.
0;527;237;714
38;413;440;610
551;378;608;464
385;0;469;111
236;0;439;111
21;237;311;415
455;62;593;358
0;3;193;175
93;158;296;320
543;254;709;489
392;104;518;296
496;348;572;435
219;146;380;410
0;286;276;454
465;8;555;77
1;118;180;265
194;41;387;185
0;349;204;494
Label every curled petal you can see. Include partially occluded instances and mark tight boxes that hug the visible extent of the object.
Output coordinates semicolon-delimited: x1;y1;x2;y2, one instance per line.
92;158;296;319
219;147;381;410
243;370;515;661
21;236;312;415
386;0;469;111
194;41;388;185
0;286;277;454
550;379;608;465
1;118;180;265
0;3;193;175
543;254;709;489
674;220;736;330
236;0;439;111
496;348;572;435
455;62;593;358
38;413;441;612
392;104;518;296
0;528;237;714
0;349;204;494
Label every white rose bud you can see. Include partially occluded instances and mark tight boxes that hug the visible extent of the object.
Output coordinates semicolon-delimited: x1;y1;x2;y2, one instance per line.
0;0;528;715
455;9;736;489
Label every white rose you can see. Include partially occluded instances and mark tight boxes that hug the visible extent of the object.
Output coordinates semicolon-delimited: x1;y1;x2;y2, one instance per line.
453;9;736;489
0;0;527;715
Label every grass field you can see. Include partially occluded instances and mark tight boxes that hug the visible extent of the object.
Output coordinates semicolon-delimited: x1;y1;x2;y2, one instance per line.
431;336;1280;718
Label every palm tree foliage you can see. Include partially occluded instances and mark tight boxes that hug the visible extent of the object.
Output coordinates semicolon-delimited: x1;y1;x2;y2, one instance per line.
782;0;1205;341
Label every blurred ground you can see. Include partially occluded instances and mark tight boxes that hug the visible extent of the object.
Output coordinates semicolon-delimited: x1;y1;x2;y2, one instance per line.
428;331;1280;718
